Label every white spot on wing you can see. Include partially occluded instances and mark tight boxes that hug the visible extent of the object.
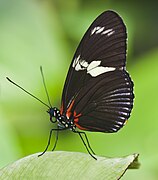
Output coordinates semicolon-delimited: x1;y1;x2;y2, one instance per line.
91;27;115;37
72;55;80;68
102;28;115;36
101;29;113;35
87;61;101;71
72;55;116;77
88;66;116;77
75;62;83;71
107;30;115;36
80;60;89;68
91;26;105;35
96;27;105;34
91;27;96;35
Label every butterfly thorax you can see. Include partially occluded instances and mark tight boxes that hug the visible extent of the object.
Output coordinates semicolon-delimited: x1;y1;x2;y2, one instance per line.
47;107;76;130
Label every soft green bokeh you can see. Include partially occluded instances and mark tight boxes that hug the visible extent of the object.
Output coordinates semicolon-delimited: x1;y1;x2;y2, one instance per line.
1;0;158;179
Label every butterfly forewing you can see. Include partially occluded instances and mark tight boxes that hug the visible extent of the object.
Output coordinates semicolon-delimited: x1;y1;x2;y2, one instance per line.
61;10;134;132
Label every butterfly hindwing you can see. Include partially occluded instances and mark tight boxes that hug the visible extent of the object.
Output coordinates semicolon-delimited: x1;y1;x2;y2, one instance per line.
73;70;134;132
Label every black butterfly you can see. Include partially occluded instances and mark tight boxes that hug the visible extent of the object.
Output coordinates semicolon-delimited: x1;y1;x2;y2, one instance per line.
7;10;134;160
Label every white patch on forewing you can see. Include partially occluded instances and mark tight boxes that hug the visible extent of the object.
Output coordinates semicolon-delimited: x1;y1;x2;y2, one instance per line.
87;61;101;71
91;27;115;36
80;60;89;68
107;30;115;36
73;55;89;71
88;66;116;77
72;55;81;68
101;28;112;35
96;27;105;34
75;60;88;71
91;27;97;35
102;28;115;36
91;26;104;35
72;55;116;77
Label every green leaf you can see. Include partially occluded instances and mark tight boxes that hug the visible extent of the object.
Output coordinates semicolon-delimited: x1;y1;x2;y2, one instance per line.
0;151;139;179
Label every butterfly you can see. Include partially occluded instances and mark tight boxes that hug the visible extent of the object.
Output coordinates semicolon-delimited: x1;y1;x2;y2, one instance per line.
7;10;134;160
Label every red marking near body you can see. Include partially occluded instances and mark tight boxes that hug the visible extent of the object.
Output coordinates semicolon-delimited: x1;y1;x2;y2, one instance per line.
75;123;88;130
73;111;81;121
73;111;87;130
60;101;64;115
66;100;75;119
65;101;87;130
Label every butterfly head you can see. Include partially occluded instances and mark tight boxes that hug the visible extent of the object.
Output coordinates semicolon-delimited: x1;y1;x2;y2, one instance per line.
47;107;60;123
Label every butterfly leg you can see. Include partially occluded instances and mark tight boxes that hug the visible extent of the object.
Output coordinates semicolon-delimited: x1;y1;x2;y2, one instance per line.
52;127;59;151
79;131;96;155
73;130;97;160
38;127;65;157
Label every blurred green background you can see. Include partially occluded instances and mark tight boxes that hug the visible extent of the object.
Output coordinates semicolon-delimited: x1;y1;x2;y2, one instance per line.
1;0;158;179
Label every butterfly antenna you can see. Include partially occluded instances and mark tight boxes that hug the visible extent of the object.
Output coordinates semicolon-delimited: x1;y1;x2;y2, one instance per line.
6;77;50;108
40;66;52;107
